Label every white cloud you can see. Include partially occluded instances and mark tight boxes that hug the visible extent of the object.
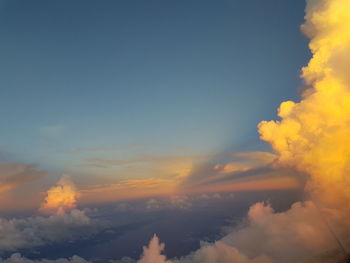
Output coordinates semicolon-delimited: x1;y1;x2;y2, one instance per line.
0;209;94;252
0;253;89;263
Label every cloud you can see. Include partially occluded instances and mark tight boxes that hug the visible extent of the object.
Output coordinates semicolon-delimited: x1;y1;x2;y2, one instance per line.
219;202;338;262
258;0;350;237
0;209;93;252
0;163;46;193
182;151;276;186
85;154;200;182
1;0;350;263
181;151;301;194
113;0;350;262
0;175;98;253
80;178;179;205
115;192;235;212
40;175;79;214
0;253;89;263
80;151;296;205
175;242;272;263
0;200;346;263
137;235;171;263
120;202;344;263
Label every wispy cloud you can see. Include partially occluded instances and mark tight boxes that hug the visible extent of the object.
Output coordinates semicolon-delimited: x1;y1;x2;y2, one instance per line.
0;162;46;193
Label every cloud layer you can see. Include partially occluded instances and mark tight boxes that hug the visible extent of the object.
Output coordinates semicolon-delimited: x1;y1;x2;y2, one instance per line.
0;175;96;253
0;163;46;193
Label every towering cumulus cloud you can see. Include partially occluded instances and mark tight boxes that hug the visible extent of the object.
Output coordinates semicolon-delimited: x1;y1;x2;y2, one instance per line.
40;174;79;214
137;235;171;263
258;0;350;243
137;0;350;262
0;175;94;253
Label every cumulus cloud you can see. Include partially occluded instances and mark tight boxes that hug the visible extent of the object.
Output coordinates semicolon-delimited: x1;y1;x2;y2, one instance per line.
219;202;339;262
0;209;93;252
120;202;344;263
0;163;46;193
115;202;342;263
175;242;272;263
137;235;171;263
40;175;79;214
0;253;89;263
116;0;350;262
0;175;96;253
258;0;350;241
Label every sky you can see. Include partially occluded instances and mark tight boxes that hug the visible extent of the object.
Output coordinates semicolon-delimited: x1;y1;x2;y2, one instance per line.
0;0;308;179
2;0;350;262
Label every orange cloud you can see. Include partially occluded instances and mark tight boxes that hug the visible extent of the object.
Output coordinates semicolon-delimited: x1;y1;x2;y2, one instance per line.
0;163;46;193
190;176;300;194
39;174;79;214
80;178;178;204
78;151;299;205
258;0;350;231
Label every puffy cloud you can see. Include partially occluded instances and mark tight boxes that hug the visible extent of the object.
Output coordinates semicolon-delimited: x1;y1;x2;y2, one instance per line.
132;202;345;263
220;202;338;262
0;209;93;252
0;175;96;253
40;175;79;214
0;253;89;263
2;0;350;263
175;242;272;263
258;0;350;239
122;1;350;262
137;235;171;263
0;163;46;193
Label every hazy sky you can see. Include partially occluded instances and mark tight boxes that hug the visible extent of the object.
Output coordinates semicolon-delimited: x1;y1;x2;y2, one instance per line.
0;0;309;190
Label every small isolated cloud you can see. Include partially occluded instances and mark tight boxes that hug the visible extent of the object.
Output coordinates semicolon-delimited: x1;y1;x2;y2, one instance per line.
137;235;171;263
0;163;46;193
40;175;79;214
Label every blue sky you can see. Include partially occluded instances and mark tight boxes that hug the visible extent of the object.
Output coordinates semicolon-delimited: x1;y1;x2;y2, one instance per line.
0;0;309;178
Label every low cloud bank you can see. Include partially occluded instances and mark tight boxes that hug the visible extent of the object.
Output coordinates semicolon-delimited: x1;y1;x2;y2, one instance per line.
1;201;346;263
134;202;345;263
0;209;93;252
0;176;97;253
0;254;89;263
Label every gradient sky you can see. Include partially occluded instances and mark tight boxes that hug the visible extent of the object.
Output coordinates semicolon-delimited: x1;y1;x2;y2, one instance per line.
1;1;350;262
0;0;309;187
